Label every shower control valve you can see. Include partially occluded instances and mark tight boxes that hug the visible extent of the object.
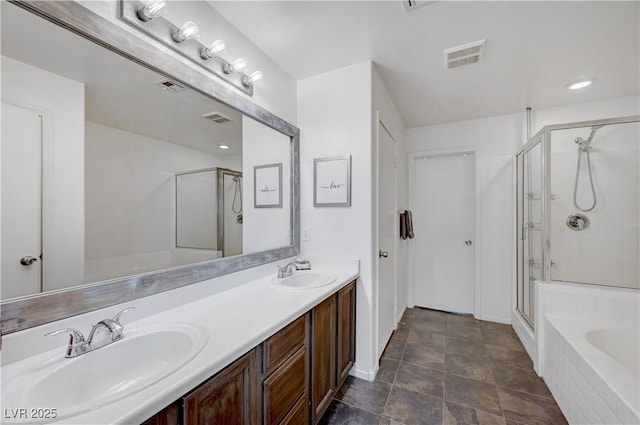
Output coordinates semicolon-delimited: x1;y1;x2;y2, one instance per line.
566;213;590;231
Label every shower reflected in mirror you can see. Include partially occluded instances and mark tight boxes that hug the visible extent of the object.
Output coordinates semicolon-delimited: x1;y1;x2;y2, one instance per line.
175;168;243;257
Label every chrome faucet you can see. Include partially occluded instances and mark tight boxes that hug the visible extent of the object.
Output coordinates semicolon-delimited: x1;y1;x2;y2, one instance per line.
277;258;311;278
45;307;135;358
277;263;297;278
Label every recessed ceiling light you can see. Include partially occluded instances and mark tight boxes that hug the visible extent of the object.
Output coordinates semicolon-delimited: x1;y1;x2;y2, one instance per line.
219;144;230;150
566;78;594;91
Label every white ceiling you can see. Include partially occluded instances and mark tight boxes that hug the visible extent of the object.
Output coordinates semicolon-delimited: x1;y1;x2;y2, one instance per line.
1;2;243;156
210;1;640;128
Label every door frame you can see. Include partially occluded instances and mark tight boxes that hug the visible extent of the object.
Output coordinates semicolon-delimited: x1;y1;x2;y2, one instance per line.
1;98;53;293
407;146;482;318
373;111;398;361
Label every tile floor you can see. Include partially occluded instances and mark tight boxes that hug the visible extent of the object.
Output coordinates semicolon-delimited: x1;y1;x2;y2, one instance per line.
319;307;568;425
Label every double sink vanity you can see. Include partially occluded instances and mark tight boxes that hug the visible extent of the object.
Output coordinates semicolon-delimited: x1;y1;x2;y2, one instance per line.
2;257;359;424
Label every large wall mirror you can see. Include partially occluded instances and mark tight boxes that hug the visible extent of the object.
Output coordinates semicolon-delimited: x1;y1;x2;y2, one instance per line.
1;1;299;332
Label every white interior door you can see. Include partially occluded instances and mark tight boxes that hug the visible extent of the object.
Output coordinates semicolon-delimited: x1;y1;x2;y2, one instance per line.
411;152;475;314
377;122;397;358
1;102;43;298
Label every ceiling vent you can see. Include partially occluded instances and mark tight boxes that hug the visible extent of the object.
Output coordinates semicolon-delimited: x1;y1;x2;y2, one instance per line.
444;39;486;69
202;111;232;124
402;0;432;13
154;79;185;93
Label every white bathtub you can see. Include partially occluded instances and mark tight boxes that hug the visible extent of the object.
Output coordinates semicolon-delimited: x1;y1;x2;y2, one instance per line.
537;282;640;425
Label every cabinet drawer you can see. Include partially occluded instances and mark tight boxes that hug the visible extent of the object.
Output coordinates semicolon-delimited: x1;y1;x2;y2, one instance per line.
279;395;308;425
263;347;307;425
263;314;307;375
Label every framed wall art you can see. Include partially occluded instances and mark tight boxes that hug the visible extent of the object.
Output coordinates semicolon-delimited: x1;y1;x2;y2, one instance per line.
313;155;351;207
254;163;282;208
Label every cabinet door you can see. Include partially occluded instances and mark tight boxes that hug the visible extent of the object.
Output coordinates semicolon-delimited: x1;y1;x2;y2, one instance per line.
142;402;180;425
337;281;356;386
183;349;259;425
311;295;337;424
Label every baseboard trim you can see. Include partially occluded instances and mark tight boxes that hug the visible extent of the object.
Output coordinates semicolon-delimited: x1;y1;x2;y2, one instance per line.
351;364;378;382
396;305;407;325
478;315;511;324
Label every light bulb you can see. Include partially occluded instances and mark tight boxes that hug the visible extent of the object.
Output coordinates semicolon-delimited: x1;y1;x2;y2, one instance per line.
224;58;247;74
172;22;200;43
242;70;263;87
201;40;226;60
137;0;167;21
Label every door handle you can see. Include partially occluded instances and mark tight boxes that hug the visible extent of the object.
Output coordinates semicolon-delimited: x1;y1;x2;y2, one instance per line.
20;256;38;266
379;250;389;258
465;240;473;246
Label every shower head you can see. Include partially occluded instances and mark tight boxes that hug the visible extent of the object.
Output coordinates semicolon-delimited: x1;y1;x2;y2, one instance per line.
574;125;604;150
232;176;241;183
587;125;604;143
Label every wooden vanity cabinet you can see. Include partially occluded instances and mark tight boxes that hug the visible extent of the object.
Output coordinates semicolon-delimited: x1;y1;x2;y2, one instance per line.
141;402;180;425
182;348;259;425
262;314;309;425
142;280;356;425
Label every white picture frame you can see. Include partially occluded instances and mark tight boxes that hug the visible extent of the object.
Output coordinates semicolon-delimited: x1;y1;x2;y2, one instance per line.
254;163;283;208
314;156;352;207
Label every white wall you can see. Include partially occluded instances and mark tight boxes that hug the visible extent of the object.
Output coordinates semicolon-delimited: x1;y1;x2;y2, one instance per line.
1;56;85;292
82;1;297;125
298;61;376;379
372;65;408;322
85;121;230;282
242;117;292;253
406;95;640;323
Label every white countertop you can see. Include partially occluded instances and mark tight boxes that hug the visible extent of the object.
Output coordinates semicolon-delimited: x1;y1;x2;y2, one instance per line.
1;256;359;424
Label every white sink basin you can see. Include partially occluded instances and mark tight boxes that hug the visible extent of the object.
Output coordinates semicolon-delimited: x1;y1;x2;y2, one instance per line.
2;323;208;423
275;272;336;289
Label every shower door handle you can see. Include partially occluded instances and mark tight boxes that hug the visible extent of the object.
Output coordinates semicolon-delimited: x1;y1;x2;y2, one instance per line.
379;250;389;258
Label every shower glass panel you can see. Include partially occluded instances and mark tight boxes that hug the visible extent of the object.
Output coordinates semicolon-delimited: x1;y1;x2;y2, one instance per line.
219;169;243;257
517;140;543;327
515;116;640;330
176;169;217;250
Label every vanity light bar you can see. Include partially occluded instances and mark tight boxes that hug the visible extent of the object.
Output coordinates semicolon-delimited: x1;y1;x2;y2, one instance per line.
121;0;262;96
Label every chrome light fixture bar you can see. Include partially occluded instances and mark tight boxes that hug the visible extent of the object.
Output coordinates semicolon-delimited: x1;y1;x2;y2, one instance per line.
121;0;261;96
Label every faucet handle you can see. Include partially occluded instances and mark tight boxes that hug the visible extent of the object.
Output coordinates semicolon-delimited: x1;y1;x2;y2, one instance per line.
45;328;89;357
112;307;135;323
45;328;86;343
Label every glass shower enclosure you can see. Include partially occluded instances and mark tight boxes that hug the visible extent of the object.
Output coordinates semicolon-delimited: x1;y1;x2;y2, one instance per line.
515;115;640;329
175;167;243;258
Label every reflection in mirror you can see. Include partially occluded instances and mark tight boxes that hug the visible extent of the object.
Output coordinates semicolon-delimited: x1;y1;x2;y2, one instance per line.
0;2;292;301
175;167;243;256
